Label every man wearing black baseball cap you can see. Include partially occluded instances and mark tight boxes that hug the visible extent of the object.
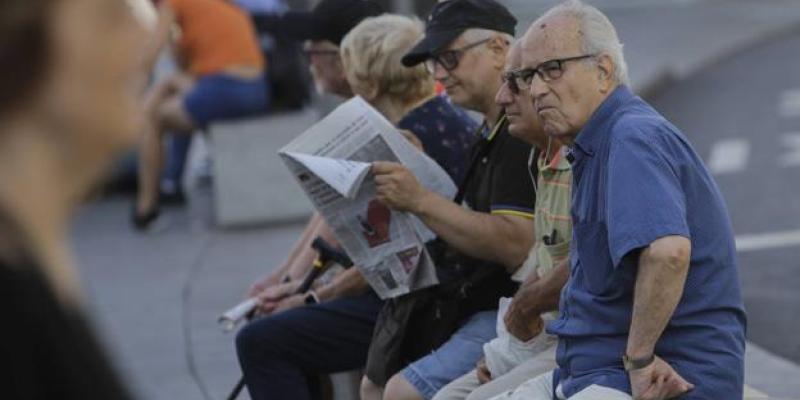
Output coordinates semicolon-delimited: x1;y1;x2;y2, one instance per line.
253;0;384;96
366;1;539;400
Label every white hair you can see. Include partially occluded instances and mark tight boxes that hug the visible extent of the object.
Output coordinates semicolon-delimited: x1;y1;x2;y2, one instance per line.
541;0;630;86
460;28;515;48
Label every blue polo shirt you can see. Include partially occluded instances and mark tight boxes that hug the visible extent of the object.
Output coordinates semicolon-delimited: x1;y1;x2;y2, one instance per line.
547;86;747;399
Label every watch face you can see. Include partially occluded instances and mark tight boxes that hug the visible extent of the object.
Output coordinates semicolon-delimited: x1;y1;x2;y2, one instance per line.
304;293;317;305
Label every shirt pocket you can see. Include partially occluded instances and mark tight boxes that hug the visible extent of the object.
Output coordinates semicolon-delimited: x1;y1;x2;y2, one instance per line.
573;221;615;295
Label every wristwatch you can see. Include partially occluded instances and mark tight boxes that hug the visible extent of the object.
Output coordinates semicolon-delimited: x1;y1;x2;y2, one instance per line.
622;353;655;371
303;291;320;305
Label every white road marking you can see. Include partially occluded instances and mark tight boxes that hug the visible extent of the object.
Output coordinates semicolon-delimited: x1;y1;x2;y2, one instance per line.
778;132;800;167
736;229;800;253
708;139;750;174
779;89;800;118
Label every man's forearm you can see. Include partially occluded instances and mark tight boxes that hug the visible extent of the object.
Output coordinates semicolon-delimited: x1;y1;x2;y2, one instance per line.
627;236;691;359
414;190;534;269
527;260;570;315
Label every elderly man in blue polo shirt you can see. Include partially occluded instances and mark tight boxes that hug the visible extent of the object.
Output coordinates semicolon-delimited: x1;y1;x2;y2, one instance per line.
492;1;747;399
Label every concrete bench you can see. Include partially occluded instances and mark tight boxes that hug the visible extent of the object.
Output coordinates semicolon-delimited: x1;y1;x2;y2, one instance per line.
208;110;319;227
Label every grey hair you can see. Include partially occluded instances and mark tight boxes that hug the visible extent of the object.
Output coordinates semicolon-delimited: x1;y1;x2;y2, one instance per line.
461;28;515;48
541;0;630;86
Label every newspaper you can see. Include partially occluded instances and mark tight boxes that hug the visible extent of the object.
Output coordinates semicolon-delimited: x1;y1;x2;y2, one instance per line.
279;96;457;299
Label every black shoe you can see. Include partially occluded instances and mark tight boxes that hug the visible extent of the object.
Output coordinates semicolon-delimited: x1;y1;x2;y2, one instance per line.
159;189;186;207
131;206;160;231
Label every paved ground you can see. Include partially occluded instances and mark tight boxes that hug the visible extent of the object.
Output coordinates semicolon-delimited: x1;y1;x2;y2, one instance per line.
650;26;800;376
70;1;800;399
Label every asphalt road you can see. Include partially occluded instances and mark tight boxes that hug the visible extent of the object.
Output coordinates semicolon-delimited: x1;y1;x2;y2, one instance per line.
649;28;800;364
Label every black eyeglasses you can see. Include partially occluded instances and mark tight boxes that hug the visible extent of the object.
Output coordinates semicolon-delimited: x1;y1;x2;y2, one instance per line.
501;69;529;95
424;38;491;74
516;54;596;85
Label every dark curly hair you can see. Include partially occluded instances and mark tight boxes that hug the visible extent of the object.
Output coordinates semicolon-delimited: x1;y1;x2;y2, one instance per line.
0;0;52;117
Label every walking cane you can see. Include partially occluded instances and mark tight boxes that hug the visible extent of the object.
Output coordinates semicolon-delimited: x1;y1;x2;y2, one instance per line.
223;237;353;400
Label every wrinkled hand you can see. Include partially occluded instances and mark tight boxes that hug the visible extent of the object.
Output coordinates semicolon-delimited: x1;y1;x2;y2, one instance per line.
629;356;694;400
398;129;424;151
476;357;492;384
246;273;282;298
254;281;299;315
504;276;544;341
372;162;428;213
271;294;306;314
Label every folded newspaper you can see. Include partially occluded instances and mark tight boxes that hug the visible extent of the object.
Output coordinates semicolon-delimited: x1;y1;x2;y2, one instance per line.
280;96;457;299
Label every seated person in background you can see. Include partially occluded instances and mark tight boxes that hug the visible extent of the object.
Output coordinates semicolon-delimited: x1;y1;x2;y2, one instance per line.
133;0;268;230
235;9;478;400
1;0;151;397
433;40;571;400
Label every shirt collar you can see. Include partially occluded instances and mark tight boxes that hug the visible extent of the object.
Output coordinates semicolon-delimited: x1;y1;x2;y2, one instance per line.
573;85;634;158
538;143;570;171
479;112;508;141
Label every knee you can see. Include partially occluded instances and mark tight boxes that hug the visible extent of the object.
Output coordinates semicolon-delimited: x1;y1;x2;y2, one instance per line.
384;373;421;400
235;318;284;365
360;375;382;400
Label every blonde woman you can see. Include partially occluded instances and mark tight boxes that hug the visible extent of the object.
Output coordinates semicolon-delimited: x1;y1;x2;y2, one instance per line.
340;14;476;185
0;0;148;397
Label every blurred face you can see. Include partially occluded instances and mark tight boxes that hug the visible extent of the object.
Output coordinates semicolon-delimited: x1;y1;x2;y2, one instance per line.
520;15;614;145
41;0;145;190
429;34;506;113
494;45;545;146
306;40;353;98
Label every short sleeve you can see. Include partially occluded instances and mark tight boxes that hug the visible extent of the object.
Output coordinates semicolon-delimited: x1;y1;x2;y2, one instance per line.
606;130;689;267
489;133;537;219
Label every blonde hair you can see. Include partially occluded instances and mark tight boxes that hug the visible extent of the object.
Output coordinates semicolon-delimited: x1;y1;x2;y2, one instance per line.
340;14;434;105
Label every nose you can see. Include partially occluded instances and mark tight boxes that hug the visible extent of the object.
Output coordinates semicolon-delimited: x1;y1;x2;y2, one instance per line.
495;81;512;107
529;72;549;105
432;62;450;82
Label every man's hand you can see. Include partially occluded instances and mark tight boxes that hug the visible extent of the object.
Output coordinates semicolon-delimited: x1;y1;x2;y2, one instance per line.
476;357;492;384
373;162;428;213
271;294;306;314
254;280;299;315
247;273;282;298
504;275;545;341
629;356;694;400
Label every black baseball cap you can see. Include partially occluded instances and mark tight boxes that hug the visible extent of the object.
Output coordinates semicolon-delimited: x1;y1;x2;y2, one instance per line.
402;0;516;67
276;0;385;45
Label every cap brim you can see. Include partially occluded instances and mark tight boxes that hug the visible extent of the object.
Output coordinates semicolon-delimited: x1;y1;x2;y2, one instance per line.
401;29;463;67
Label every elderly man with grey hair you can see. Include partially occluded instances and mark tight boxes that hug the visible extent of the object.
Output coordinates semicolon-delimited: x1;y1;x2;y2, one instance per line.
493;1;747;399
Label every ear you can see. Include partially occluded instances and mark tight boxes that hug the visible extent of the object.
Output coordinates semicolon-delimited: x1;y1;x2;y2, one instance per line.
487;36;510;70
361;79;381;102
595;53;616;93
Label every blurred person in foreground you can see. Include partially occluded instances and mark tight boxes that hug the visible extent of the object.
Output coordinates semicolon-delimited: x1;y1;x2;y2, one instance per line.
235;11;478;400
133;0;268;230
361;1;538;399
0;0;150;397
492;1;746;399
432;39;572;400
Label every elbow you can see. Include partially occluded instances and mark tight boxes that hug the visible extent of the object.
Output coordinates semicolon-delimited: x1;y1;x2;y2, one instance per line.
647;236;691;273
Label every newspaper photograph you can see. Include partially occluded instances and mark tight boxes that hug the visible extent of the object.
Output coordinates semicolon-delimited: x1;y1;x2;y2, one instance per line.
279;96;456;298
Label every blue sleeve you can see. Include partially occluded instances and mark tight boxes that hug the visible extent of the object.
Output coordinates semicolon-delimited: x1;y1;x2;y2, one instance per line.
606;129;690;268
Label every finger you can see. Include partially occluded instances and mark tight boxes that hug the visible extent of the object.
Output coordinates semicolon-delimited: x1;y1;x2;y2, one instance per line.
371;161;400;175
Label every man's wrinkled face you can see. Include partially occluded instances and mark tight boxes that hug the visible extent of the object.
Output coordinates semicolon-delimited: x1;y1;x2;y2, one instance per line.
429;34;497;112
520;15;606;144
494;44;544;145
306;40;352;97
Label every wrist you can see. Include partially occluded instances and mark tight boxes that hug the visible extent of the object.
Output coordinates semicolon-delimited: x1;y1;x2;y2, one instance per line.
412;189;436;216
623;352;655;372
